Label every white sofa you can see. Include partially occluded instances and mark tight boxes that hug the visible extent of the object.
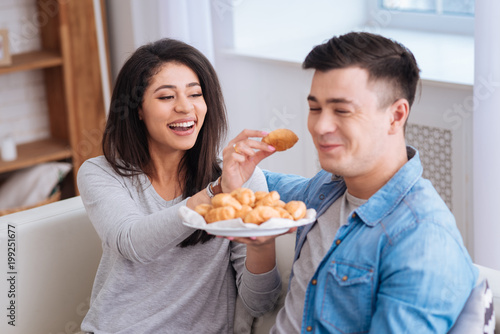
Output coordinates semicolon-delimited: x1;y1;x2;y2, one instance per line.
0;197;498;333
0;197;102;334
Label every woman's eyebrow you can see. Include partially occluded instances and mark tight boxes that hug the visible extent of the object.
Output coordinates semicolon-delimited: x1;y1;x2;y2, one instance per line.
154;82;200;93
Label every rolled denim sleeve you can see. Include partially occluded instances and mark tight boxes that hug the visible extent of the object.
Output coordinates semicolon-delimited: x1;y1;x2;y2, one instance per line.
369;221;478;333
263;170;310;203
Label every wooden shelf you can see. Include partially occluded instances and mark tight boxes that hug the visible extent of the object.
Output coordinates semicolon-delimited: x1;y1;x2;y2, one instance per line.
0;138;72;174
0;50;63;75
0;0;108;200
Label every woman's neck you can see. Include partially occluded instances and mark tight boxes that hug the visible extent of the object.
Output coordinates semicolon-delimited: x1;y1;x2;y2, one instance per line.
147;148;186;201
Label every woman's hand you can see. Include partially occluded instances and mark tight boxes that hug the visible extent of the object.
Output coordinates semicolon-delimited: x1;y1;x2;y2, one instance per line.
220;129;276;193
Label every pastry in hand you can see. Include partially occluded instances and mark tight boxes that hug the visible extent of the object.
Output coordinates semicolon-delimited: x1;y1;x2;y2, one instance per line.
262;128;299;151
205;206;236;223
285;201;307;220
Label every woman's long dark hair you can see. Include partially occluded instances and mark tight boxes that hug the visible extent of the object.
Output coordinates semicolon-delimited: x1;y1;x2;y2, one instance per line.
102;38;227;247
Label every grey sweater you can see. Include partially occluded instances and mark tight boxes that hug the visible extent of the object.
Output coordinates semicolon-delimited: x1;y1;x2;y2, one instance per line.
77;156;281;333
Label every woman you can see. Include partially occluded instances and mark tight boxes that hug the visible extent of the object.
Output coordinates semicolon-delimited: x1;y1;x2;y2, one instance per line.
77;38;280;333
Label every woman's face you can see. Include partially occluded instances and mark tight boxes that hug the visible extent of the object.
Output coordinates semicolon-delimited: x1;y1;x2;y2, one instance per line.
139;62;207;155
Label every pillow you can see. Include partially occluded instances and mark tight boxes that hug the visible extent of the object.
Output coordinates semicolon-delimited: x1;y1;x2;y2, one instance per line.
448;271;495;334
0;162;72;211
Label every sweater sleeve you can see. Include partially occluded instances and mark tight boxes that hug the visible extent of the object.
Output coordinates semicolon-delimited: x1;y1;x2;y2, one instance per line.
230;167;282;317
232;243;282;317
77;159;195;264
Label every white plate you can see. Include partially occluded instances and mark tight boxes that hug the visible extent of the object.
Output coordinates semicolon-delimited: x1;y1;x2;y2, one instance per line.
178;206;317;237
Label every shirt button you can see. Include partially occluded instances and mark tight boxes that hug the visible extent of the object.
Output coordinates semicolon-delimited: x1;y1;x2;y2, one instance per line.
311;279;317;285
342;275;348;281
319;194;325;200
351;213;356;219
306;326;313;332
335;239;341;245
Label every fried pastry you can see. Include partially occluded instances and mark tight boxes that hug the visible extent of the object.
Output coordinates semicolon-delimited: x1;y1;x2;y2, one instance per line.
234;205;253;219
231;188;256;206
285;201;307;220
255;191;280;207
194;203;212;217
212;193;242;210
244;206;282;225
262;128;299;151
274;207;293;220
205;206;236;223
254;191;268;202
194;188;309;224
273;200;286;208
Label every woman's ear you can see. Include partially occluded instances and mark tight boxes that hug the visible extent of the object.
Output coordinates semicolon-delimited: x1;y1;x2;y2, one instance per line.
388;99;409;135
138;108;143;121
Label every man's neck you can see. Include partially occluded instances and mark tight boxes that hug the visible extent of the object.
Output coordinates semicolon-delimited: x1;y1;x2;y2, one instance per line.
344;145;409;200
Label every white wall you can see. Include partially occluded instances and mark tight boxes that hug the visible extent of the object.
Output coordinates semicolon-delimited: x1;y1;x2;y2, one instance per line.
473;1;500;270
231;0;366;50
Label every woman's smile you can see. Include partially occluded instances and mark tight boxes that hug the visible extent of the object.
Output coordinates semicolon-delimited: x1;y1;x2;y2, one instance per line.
168;119;197;136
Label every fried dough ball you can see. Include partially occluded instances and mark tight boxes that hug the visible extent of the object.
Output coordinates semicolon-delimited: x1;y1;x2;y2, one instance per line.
231;188;256;207
212;193;242;210
254;191;268;202
244;206;281;225
194;203;212;217
285;201;307;220
195;188;309;224
274;207;293;220
234;205;253;219
261;128;299;151
273;200;286;208
205;206;236;224
255;191;280;207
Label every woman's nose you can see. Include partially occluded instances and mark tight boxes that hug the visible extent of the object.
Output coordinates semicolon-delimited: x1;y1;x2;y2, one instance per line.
174;95;193;113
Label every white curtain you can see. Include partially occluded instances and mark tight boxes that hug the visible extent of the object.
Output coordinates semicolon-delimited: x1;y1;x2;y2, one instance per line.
158;0;215;64
473;0;500;270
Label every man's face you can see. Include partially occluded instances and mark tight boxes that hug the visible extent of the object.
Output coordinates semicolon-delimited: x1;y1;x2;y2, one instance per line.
307;67;395;179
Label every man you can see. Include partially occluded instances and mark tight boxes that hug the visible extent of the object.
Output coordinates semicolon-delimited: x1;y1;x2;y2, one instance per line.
264;32;477;333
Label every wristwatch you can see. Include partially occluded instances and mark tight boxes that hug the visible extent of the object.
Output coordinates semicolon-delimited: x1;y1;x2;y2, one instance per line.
206;177;222;198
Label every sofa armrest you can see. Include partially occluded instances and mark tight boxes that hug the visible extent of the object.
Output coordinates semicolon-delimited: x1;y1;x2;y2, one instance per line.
0;196;102;333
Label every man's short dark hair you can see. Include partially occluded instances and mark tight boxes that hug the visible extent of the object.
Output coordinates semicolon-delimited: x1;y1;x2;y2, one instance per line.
303;32;420;109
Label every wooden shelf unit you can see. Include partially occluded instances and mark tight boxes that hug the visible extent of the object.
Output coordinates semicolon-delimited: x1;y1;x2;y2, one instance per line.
0;50;63;75
0;139;72;174
0;0;109;199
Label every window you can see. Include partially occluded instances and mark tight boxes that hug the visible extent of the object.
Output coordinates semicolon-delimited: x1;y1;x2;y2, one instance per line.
368;0;474;35
381;0;474;16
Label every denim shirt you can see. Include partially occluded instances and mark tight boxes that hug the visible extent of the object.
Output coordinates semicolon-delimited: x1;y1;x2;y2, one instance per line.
264;147;477;333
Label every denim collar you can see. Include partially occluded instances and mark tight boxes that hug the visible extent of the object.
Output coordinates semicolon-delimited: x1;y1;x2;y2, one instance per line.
354;146;422;227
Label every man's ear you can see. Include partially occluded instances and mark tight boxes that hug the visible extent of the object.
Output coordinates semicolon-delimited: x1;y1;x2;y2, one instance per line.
388;99;409;135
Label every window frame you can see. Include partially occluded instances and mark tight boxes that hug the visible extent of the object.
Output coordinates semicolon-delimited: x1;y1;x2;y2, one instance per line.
366;0;474;35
